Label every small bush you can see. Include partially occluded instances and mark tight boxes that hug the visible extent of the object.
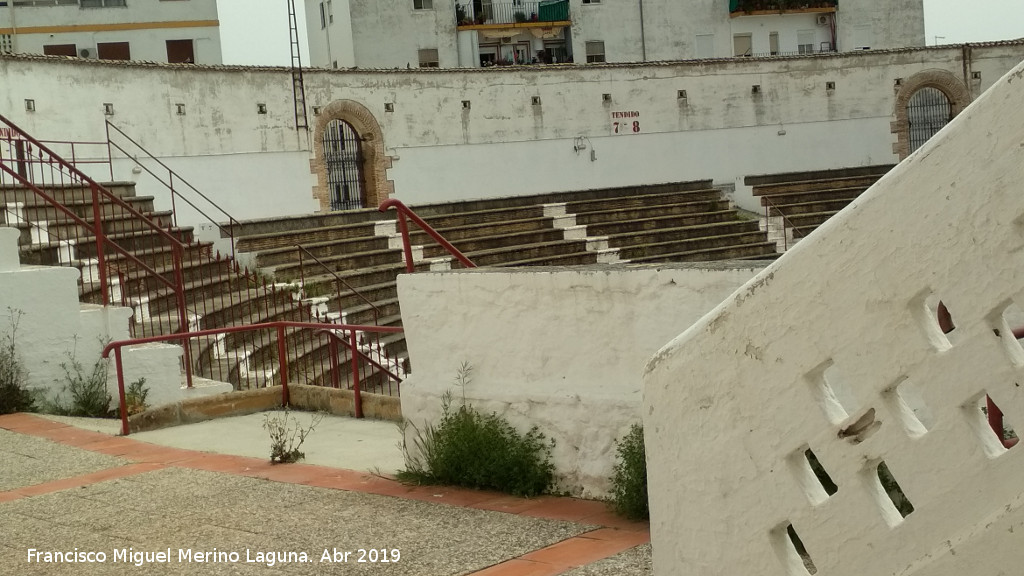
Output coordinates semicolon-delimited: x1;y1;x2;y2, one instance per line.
47;342;114;418
123;377;150;416
0;308;34;414
610;424;649;520
263;408;324;464
397;364;556;497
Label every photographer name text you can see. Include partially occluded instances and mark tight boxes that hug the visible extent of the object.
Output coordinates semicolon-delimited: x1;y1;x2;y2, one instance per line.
27;547;401;567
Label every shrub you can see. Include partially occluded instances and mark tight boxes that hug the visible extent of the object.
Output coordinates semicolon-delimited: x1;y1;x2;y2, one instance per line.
47;342;114;418
0;308;34;414
397;364;556;497
610;424;649;520
263;408;324;464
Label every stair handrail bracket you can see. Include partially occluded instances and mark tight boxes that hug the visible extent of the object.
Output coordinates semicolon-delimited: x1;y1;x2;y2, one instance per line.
103;320;403;436
379;198;476;272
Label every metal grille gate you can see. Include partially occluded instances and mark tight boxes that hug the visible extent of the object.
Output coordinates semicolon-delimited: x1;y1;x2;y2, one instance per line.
324;120;365;211
907;87;952;153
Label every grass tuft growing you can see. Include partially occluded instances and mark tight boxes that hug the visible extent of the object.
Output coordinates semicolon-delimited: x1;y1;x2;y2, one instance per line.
0;308;34;415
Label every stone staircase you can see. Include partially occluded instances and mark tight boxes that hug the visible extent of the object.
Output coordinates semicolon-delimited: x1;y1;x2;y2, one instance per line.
749;165;894;251
226;180;778;375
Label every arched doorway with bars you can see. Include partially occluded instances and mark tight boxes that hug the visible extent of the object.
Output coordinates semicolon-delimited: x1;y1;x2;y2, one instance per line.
311;100;393;212
323;119;365;210
892;70;971;160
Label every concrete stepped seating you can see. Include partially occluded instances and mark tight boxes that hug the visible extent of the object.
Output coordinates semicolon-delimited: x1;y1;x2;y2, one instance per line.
748;165;892;249
224;208;388;239
9;195;157;223
0;182;139;203
9;210;177;246
618;230;770;260
419;205;552;229
572;200;733;225
498;251;601;267
562;188;722;214
604;220;760;249
79;254;234;304
463;239;594;268
234;220;385;253
584;210;739;236
270;247;406;283
407;217;556;246
421;228;570;259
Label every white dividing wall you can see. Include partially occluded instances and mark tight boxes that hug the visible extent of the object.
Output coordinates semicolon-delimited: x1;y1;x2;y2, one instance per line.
398;263;764;497
1;44;1022;225
643;61;1024;576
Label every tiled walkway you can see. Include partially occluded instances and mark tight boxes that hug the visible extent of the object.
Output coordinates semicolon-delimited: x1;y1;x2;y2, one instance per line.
0;413;650;575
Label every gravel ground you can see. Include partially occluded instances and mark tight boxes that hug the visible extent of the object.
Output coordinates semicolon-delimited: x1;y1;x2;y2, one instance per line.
2;467;592;575
562;543;652;576
0;429;127;492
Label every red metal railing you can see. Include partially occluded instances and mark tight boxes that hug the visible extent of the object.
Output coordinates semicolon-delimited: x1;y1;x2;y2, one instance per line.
0;114;396;396
379;198;477;273
297;244;380;325
103;321;404;435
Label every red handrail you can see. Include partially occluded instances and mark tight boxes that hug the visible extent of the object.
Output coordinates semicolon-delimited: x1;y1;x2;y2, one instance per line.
379;198;476;272
103;320;403;435
297;244;380;325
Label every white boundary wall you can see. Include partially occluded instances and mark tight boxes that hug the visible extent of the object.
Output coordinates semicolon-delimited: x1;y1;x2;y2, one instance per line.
643;62;1024;575
398;263;764;497
1;43;1023;227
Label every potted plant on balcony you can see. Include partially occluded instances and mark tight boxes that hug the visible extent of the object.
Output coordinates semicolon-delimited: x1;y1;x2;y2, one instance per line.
514;10;528;23
475;12;487;24
456;4;468;25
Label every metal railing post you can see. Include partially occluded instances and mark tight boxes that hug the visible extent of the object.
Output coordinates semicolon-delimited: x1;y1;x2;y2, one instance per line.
278;324;290;406
172;245;194;388
90;183;110;305
395;212;415;273
350;329;363;418
329;336;340;389
105;120;114;182
114;347;130;436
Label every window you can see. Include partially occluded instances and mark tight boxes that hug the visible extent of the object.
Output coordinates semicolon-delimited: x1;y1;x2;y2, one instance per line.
907;87;952;153
43;44;77;57
413;0;432;9
733;34;752;57
166;39;195;63
418;48;439;68
585;41;605;63
695;34;714;58
797;30;815;54
769;32;779;55
319;2;326;28
81;0;127;6
582;0;600;3
0;34;12;54
97;41;130;60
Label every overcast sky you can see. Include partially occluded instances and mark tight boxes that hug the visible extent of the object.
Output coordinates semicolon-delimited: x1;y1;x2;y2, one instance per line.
216;0;1024;67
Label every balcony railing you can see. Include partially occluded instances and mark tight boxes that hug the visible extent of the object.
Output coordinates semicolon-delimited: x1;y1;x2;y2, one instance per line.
729;0;837;15
456;0;570;27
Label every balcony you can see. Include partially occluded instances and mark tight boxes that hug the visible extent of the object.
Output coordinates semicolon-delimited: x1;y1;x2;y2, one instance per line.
456;1;571;29
729;0;837;17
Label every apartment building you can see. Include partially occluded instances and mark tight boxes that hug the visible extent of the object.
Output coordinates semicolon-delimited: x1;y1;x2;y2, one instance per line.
0;0;221;64
305;0;924;69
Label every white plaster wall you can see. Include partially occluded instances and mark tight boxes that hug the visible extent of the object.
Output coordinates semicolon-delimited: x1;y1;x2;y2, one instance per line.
398;263;764;497
1;0;222;63
0;227;132;403
836;0;925;51
1;44;1021;219
643;61;1024;576
569;0;644;63
305;0;356;68
729;14;832;56
349;0;459;69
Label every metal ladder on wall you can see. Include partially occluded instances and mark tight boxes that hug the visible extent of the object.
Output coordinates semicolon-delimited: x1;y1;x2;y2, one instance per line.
287;0;309;132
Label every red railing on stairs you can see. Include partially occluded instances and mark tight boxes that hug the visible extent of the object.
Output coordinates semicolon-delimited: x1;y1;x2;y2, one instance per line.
379;198;476;272
0;115;406;400
103;321;404;435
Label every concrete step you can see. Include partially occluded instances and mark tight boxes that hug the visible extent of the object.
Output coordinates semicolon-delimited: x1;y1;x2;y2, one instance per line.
344;297;402;327
224;208;388;239
321;280;398;314
753;175;883;197
758;187;864;207
255;235;392;268
420;205;550;229
766;198;855;217
5;195;157;224
0;181;139;205
406;180;714;217
270;248;407;282
466;239;590;267
785;210;838;228
605;220;762;248
234;220;386;253
497;251;602;267
627;241;779;264
563;189;722;214
587;211;741;237
407;216;556;245
573;200;732;226
618;231;771;260
9;210;177;246
73;227;195;260
422;228;570;259
746;165;892;187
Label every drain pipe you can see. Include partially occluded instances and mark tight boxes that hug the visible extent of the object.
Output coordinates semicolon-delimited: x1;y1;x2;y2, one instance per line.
638;0;647;61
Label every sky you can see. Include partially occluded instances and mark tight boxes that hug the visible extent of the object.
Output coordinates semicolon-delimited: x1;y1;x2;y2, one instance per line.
216;0;1024;67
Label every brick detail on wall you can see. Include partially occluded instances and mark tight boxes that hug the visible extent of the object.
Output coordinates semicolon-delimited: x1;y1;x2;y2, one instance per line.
891;69;972;160
309;99;393;211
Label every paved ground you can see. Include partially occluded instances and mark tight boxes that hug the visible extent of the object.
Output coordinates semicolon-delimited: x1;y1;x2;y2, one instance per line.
0;413;652;576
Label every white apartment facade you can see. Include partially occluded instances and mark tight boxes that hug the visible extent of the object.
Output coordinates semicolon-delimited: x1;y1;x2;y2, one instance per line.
0;0;221;64
305;0;924;69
